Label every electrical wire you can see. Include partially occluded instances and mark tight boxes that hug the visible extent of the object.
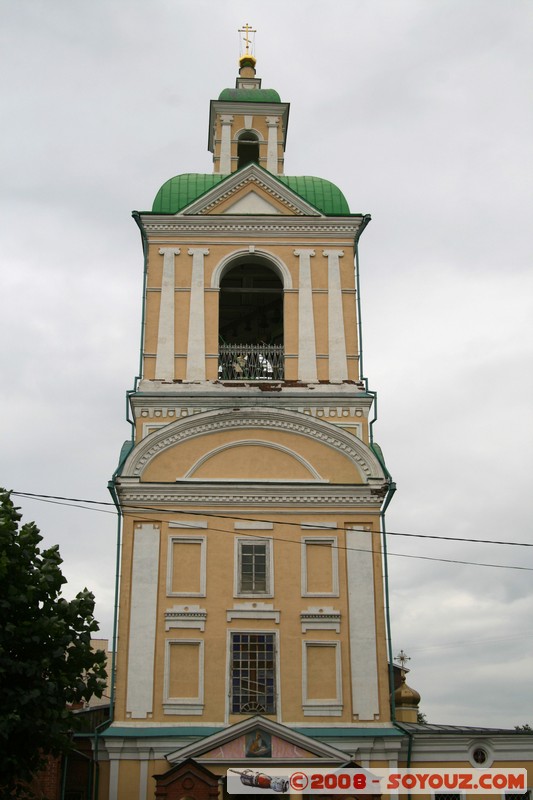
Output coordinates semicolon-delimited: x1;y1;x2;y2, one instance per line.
9;490;533;572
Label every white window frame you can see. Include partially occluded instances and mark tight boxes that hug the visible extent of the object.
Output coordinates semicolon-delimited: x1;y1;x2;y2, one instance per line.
225;629;280;723
234;536;273;598
163;638;204;715
166;535;207;597
301;536;339;597
302;640;343;716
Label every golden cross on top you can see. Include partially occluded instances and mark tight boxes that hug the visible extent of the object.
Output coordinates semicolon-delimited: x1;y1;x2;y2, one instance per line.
238;23;256;56
395;649;411;670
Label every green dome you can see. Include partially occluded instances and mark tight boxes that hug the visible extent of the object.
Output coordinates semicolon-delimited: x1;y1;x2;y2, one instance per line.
279;176;350;215
152;174;226;215
218;88;281;103
151;172;350;216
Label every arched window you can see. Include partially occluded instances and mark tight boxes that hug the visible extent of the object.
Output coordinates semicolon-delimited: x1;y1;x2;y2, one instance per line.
218;258;284;380
237;131;260;169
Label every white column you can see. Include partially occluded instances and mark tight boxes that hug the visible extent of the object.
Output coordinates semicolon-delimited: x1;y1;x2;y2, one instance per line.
185;248;209;382
294;249;318;383
346;527;379;720
266;116;279;174
155;248;179;381
323;249;348;382
219;115;233;173
126;524;160;719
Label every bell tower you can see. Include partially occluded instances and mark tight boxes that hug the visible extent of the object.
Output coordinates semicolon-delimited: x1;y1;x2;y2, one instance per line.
210;23;289;175
104;31;398;800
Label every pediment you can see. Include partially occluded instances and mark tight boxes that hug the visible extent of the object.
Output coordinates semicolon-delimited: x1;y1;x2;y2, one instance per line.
220;189;282;215
121;407;387;486
180;163;322;217
165;715;349;765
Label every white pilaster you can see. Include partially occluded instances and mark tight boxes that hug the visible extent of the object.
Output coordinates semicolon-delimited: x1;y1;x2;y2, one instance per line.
185;248;209;382
126;523;160;719
139;758;148;800
294;249;318;383
323;249;348;382
219;115;233;173
266;116;279;174
155;248;180;381
346;527;380;719
109;758;119;800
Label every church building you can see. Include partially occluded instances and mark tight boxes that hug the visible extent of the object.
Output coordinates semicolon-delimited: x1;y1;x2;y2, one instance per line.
101;31;532;800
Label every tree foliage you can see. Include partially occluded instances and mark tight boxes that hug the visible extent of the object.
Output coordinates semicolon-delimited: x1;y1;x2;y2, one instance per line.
0;489;107;792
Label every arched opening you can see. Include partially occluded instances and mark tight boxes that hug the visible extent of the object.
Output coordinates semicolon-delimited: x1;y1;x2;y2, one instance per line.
237;131;260;169
218;258;284;380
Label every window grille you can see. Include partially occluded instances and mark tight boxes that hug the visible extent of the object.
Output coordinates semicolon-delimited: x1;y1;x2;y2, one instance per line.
240;541;267;593
219;344;284;380
231;633;276;714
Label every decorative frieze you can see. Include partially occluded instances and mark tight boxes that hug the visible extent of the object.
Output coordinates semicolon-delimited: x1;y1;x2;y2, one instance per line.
227;603;280;623
297;406;365;419
301;607;341;633
165;604;207;631
138;406;209;419
141;218;365;236
116;487;386;507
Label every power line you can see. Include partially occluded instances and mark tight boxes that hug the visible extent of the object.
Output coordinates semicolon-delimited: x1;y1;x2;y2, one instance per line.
11;490;532;548
10;490;533;572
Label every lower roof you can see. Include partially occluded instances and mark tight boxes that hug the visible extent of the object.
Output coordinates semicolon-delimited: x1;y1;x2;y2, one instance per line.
150;171;351;216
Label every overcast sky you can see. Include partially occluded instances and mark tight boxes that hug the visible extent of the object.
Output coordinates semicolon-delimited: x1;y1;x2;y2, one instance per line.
1;0;531;729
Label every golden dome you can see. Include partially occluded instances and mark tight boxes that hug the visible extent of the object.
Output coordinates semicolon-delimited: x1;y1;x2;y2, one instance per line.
394;672;421;708
239;53;257;67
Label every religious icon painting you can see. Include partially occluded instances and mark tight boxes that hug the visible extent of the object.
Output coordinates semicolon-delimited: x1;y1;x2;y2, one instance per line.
245;730;272;758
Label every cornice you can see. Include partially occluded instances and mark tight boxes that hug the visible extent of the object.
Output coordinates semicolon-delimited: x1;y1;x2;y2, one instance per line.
133;400;370;427
140;213;364;238
114;480;387;508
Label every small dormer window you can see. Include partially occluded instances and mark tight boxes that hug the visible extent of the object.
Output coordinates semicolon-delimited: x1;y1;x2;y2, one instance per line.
237;131;259;169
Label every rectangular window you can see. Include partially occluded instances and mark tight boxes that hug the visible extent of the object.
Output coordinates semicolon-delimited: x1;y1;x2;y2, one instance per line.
302;640;342;716
167;536;206;596
235;538;272;596
301;537;339;596
230;633;276;714
163;639;204;715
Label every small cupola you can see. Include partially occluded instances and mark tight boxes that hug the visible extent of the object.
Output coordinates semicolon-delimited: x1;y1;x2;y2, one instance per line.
394;671;421;723
208;25;290;175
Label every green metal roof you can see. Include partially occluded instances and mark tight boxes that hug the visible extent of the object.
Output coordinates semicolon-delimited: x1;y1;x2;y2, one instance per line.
103;725;403;739
151;172;350;216
218;88;281;103
280;176;350;215
152;174;225;215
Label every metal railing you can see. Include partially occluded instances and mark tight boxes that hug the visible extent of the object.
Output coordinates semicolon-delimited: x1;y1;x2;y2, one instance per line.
218;344;284;381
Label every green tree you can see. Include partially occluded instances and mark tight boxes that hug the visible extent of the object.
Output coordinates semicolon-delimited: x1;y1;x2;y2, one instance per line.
0;489;107;794
514;723;532;732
